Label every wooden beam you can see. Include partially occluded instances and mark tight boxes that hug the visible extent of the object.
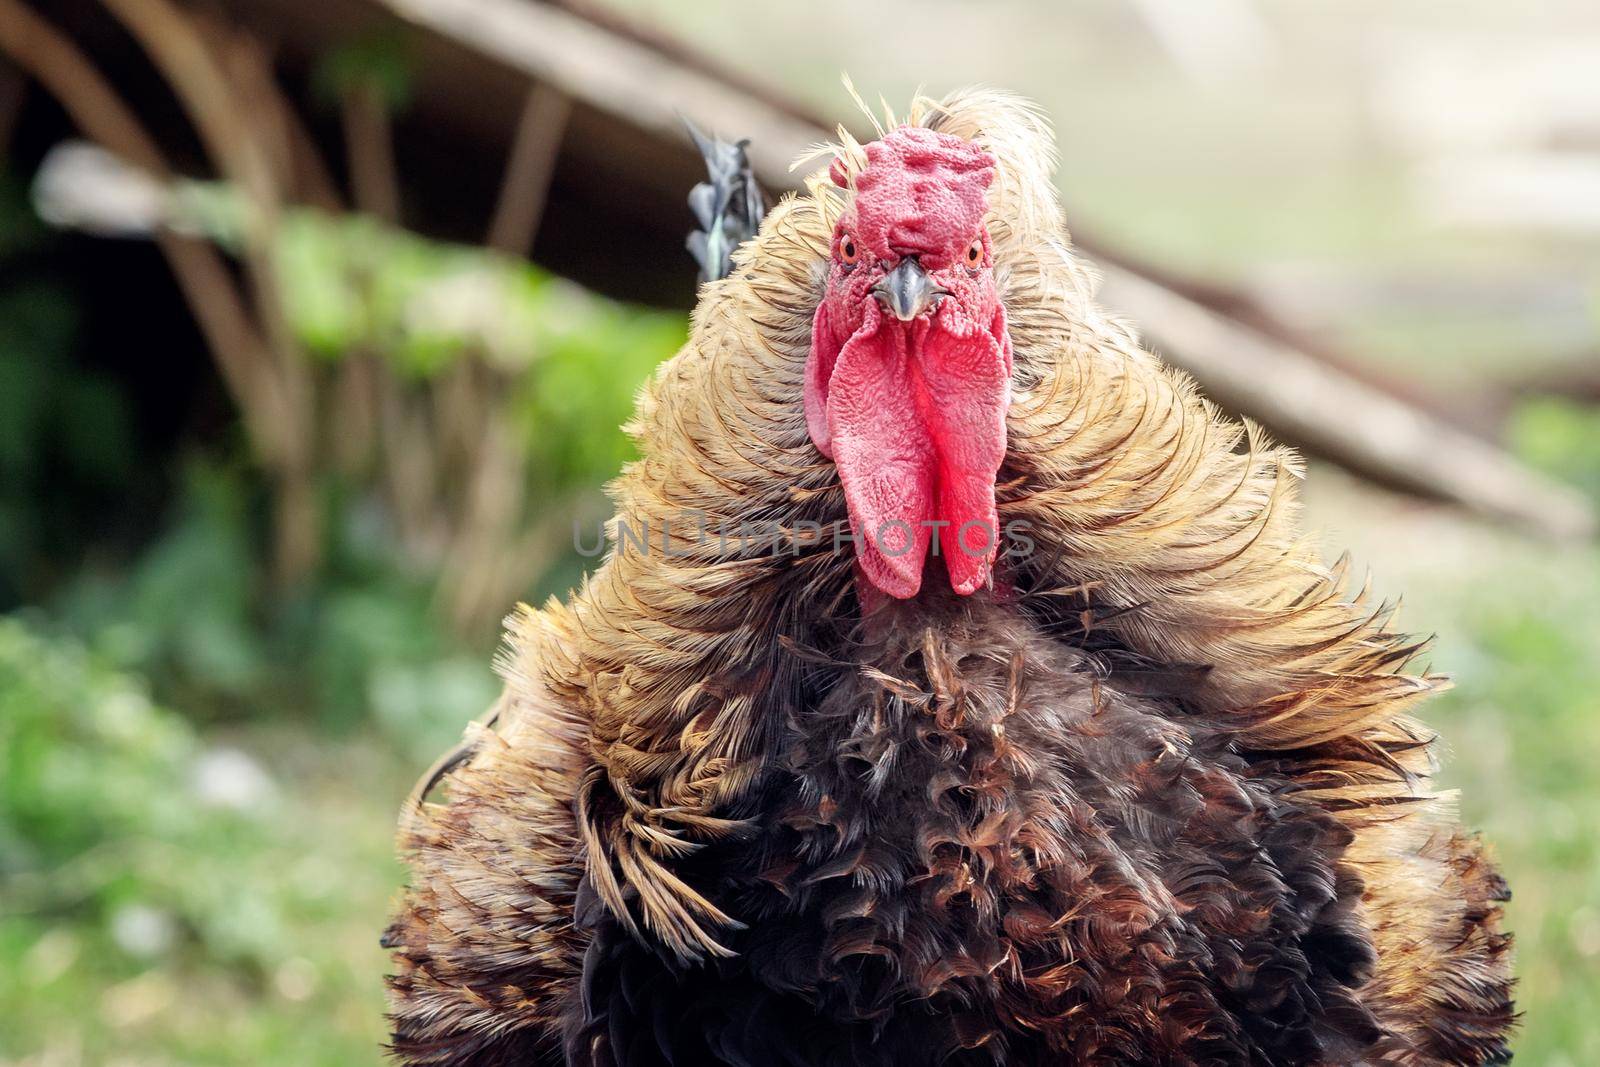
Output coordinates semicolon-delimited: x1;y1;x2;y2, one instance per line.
486;82;571;255
378;0;823;177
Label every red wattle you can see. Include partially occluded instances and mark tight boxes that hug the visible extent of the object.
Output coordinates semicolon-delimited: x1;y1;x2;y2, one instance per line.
823;304;935;598
917;303;1010;595
809;301;1010;599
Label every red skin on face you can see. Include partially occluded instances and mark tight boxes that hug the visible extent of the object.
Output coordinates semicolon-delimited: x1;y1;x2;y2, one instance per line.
806;127;1012;599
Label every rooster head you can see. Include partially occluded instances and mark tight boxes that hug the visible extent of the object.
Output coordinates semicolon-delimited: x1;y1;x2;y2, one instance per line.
806;125;1012;600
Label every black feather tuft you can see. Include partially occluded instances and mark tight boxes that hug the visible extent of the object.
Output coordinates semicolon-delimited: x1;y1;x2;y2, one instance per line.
683;119;768;283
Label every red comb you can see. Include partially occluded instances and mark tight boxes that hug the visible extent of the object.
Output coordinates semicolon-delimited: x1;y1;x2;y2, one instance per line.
836;127;995;258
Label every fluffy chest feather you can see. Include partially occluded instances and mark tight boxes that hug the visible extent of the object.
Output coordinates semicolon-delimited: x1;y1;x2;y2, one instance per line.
571;592;1379;1067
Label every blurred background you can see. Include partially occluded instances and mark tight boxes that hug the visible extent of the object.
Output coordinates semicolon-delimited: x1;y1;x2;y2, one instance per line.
1;0;1597;1063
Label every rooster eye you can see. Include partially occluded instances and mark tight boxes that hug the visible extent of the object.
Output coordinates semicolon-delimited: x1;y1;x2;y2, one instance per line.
965;239;984;267
839;234;861;266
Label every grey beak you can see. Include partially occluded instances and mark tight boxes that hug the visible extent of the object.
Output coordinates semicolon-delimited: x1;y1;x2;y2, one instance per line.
872;258;945;321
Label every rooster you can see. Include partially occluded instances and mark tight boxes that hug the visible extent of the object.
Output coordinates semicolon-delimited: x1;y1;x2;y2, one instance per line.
384;89;1514;1066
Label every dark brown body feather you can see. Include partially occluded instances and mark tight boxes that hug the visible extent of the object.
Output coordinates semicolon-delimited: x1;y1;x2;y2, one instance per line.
569;586;1385;1066
385;90;1514;1066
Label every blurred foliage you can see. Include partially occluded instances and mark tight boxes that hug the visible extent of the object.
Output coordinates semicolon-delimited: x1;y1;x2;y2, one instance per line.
0;618;193;889
0;616;401;1064
177;183;683;494
55;459;499;761
311;31;416;111
0;163;684;748
0;619;330;989
266;209;682;488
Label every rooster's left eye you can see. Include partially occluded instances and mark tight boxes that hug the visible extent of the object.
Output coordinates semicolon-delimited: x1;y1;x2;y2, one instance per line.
965;239;984;267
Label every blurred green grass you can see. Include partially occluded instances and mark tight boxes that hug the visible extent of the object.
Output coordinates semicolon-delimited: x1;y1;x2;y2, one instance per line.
0;619;406;1065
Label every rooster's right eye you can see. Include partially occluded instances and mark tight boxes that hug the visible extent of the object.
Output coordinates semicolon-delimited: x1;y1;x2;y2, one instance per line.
839;234;861;266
